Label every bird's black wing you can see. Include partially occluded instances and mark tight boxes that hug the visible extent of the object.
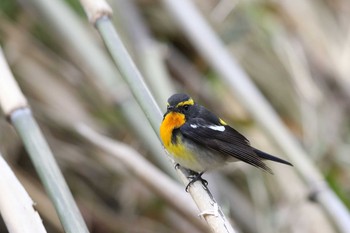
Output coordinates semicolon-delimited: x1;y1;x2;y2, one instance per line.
180;118;272;172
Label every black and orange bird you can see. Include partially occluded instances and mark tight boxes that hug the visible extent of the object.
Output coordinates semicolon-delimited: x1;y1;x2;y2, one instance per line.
160;93;292;189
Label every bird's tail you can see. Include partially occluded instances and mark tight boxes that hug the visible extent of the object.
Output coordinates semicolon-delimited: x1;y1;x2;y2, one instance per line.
254;149;293;166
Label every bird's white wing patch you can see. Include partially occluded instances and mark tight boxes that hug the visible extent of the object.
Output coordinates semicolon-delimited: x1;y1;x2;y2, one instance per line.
208;125;225;132
190;123;225;132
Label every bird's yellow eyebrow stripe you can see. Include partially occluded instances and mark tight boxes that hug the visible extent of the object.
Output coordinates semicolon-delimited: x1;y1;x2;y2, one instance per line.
176;98;194;107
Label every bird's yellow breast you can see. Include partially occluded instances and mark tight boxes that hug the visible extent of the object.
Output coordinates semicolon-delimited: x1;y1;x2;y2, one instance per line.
160;112;185;147
160;112;195;162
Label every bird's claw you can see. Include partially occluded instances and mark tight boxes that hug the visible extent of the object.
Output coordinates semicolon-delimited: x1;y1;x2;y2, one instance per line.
185;172;208;192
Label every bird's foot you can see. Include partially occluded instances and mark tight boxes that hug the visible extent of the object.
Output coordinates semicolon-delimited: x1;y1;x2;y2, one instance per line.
174;163;180;169
185;171;208;192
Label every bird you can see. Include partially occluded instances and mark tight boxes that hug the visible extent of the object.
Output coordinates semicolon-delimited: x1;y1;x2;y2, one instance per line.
160;93;292;190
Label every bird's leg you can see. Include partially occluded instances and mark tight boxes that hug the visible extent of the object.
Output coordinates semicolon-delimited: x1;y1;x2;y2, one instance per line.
185;171;208;192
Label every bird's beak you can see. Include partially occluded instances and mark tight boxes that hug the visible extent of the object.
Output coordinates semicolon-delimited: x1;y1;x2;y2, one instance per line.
164;105;175;118
167;105;175;111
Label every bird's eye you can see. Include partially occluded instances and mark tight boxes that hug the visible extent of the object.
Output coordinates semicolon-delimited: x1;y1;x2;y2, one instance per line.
183;105;189;111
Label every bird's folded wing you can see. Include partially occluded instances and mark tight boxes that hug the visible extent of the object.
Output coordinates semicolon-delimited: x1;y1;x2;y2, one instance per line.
180;118;271;172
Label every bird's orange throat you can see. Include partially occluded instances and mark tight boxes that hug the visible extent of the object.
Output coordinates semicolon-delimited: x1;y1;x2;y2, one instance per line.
160;111;197;169
160;112;185;146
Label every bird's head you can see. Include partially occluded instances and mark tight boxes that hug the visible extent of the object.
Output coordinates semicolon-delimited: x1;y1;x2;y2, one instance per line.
164;93;196;118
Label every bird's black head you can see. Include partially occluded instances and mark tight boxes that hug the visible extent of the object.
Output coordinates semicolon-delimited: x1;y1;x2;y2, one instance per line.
165;93;196;117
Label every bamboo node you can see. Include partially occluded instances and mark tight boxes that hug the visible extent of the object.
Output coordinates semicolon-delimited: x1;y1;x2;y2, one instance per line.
79;0;113;24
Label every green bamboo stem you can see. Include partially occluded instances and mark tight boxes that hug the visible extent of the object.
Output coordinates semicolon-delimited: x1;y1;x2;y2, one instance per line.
0;47;89;233
95;17;163;132
94;16;235;233
26;0;176;178
10;109;89;233
113;0;175;106
78;1;236;231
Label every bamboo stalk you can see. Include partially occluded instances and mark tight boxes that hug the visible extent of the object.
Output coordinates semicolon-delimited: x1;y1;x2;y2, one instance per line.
78;1;236;232
113;0;175;106
25;0;176;178
0;47;89;233
0;154;47;233
95;17;163;130
96;16;235;233
160;0;350;232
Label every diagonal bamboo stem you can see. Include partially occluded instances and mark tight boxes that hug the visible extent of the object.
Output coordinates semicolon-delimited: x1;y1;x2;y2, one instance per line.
96;17;235;233
0;47;89;233
78;1;236;232
25;0;177;178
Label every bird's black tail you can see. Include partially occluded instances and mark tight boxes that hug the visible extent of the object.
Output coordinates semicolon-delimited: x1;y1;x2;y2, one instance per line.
254;149;293;166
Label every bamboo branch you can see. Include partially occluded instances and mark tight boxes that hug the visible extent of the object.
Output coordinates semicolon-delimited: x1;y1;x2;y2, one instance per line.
112;0;175;106
0;47;89;233
25;0;176;178
78;1;236;232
